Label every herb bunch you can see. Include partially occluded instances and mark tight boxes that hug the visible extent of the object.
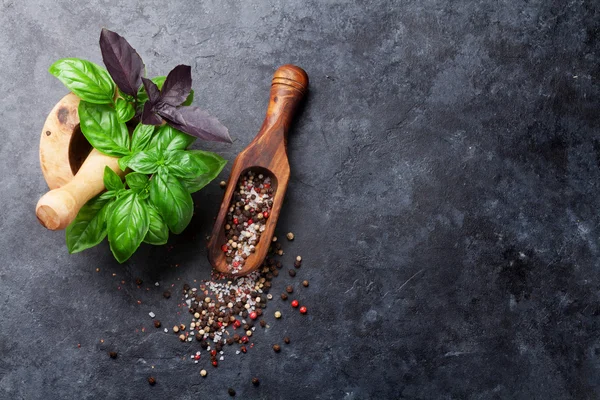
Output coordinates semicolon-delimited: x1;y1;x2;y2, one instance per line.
49;29;231;263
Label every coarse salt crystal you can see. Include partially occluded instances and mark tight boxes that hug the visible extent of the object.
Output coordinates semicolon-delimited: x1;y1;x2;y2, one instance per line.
219;356;224;361
155;282;159;287
149;312;156;318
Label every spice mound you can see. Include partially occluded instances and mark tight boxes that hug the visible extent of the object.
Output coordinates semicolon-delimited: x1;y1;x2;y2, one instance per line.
222;170;274;273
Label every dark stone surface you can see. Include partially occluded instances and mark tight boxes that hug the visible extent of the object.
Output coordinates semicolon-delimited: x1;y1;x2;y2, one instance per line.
1;0;599;398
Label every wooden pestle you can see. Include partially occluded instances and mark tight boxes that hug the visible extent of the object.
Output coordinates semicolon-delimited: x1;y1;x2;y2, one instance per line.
36;149;122;230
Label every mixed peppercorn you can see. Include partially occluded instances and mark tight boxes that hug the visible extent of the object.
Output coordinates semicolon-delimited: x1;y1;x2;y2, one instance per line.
221;171;275;274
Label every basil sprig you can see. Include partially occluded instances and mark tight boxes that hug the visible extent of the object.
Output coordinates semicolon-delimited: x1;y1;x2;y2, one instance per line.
50;29;229;263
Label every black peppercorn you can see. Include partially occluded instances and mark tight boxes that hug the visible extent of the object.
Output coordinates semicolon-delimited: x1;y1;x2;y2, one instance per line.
252;377;260;386
273;344;281;353
260;320;266;327
289;269;296;277
284;336;291;344
286;285;294;293
148;377;156;386
109;351;117;359
281;293;288;301
153;320;161;328
163;291;171;299
228;388;236;396
135;278;143;285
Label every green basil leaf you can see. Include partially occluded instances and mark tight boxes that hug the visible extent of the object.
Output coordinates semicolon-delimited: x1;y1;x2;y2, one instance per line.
126;150;160;174
99;190;117;201
115;97;135;123
78;101;130;156
103;166;124;191
181;89;194;106
107;192;149;263
126;172;149;192
165;149;209;178
148;124;195;153
179;150;227;193
118;155;132;171
49;58;115;104
149;170;193;234
144;203;169;245
66;194;112;253
131;124;155;152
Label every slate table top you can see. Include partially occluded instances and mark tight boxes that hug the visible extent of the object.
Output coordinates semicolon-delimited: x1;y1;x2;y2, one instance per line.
1;1;599;399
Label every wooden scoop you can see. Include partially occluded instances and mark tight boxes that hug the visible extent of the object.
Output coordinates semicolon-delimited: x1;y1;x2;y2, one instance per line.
207;64;308;276
36;93;123;230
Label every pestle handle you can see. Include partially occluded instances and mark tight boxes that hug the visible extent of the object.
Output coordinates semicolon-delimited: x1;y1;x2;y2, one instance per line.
36;149;123;230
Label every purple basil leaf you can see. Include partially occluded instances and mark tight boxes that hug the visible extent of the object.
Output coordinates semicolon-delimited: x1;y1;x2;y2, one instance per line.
142;77;161;104
163;106;232;143
141;101;163;125
99;28;145;98
160;65;192;106
155;102;186;125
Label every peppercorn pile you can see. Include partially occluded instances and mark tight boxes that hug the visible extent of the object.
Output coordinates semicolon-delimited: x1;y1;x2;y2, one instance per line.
170;233;308;386
221;171;274;274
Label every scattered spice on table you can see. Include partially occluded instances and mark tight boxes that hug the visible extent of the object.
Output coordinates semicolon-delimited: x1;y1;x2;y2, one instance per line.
120;232;312;390
109;351;118;359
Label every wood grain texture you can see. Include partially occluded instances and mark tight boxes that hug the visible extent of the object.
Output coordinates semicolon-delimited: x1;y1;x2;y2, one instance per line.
37;93;123;230
207;64;308;276
39;93;81;190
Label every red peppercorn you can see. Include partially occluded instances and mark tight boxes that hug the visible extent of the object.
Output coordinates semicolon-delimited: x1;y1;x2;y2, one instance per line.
263;211;269;218
211;350;217;356
264;184;270;188
291;300;299;308
299;306;307;314
194;354;200;360
240;346;247;353
233;218;239;225
221;244;228;252
233;320;241;328
212;360;218;367
249;312;257;320
241;336;249;344
233;261;240;267
247;219;253;225
218;321;223;328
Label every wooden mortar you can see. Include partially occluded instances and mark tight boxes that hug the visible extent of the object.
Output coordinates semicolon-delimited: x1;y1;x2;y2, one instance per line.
36;93;124;230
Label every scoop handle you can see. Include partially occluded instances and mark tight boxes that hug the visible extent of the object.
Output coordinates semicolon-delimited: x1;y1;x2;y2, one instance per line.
254;64;309;144
36;150;123;230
